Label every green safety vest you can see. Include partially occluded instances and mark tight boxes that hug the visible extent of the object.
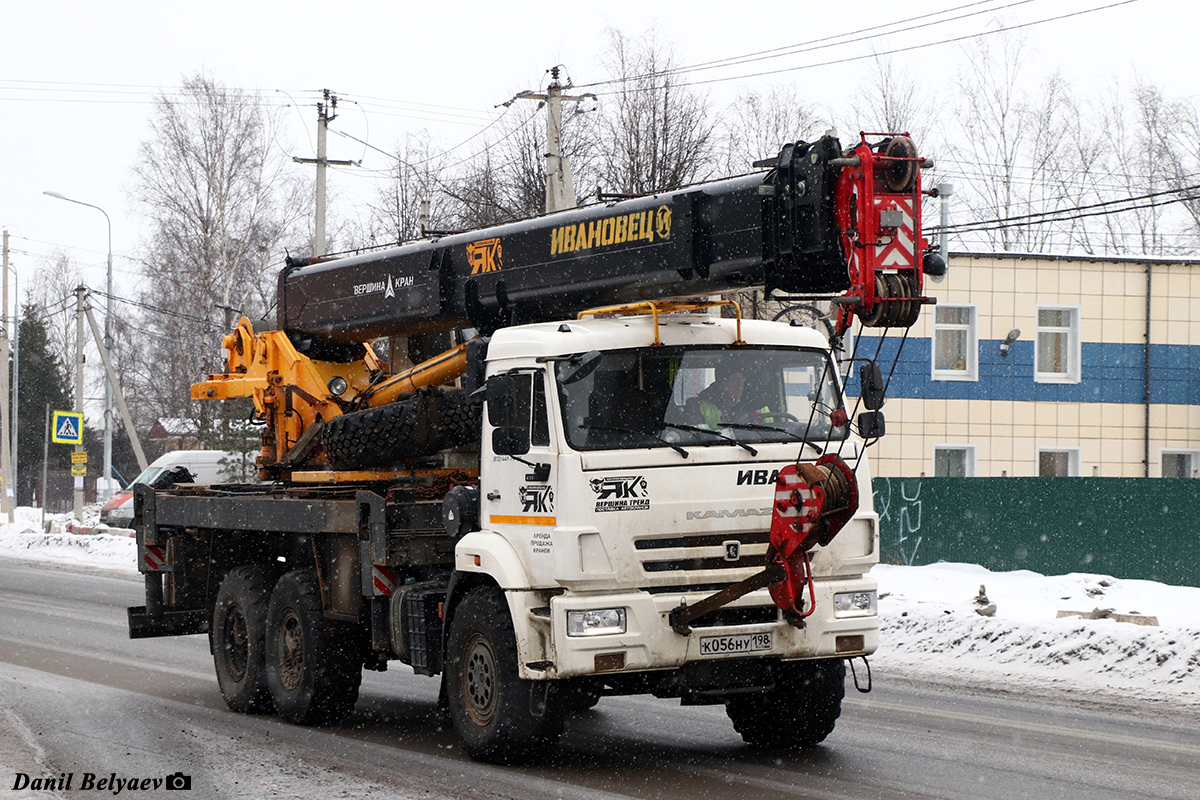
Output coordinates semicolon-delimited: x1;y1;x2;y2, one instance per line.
699;400;772;428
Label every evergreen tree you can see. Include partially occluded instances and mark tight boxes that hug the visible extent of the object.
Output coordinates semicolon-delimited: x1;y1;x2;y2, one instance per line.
14;304;73;505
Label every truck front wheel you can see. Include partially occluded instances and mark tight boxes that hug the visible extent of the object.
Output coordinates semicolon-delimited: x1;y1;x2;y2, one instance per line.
445;587;564;763
264;569;362;725
725;658;846;749
212;566;273;713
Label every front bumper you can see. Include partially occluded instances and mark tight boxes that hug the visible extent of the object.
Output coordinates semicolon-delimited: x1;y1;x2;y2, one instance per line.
540;576;878;679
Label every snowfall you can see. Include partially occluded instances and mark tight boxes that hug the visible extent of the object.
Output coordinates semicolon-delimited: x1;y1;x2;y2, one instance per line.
0;506;1196;707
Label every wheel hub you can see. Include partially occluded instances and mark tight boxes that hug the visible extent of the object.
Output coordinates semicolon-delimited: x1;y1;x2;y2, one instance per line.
278;608;304;691
462;633;497;726
224;604;249;681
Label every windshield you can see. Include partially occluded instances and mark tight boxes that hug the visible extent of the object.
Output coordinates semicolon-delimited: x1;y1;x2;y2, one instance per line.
131;467;164;486
556;345;848;452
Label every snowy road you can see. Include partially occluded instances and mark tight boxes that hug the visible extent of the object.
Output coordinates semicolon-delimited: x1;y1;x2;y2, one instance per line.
1;558;1198;800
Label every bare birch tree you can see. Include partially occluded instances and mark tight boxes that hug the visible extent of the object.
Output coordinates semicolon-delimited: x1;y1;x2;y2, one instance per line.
367;131;454;245
590;28;718;195
130;73;307;426
848;55;936;143
721;85;824;174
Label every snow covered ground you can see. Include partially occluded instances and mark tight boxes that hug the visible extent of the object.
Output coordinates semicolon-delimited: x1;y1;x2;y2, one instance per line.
871;563;1200;706
1;507;1196;707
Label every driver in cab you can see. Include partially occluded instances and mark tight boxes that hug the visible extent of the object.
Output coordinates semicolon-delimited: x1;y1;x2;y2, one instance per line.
688;365;774;428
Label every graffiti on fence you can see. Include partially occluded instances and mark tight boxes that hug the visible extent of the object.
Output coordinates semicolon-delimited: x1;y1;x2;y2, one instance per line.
874;478;923;565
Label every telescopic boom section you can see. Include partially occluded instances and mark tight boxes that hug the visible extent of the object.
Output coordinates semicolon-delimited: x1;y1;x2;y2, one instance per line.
192;133;937;475
275;132;935;344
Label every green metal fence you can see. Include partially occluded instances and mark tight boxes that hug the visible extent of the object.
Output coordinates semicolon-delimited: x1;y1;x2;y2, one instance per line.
871;477;1200;587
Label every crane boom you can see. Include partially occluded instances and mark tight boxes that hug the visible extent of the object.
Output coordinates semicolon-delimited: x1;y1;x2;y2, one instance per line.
277;133;938;350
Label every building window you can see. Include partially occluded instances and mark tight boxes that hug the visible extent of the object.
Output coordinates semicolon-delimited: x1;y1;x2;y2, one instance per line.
933;444;976;477
932;305;977;380
1035;306;1080;383
1160;450;1199;478
1038;447;1080;477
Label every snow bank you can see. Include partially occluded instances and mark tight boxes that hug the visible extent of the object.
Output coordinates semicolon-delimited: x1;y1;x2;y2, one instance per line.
0;506;136;572
872;562;1200;705
0;508;1195;704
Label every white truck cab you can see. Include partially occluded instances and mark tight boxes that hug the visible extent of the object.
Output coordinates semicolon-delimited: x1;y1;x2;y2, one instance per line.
456;310;880;683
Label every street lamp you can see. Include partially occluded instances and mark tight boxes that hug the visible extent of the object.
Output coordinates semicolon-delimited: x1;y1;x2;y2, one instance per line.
43;191;115;499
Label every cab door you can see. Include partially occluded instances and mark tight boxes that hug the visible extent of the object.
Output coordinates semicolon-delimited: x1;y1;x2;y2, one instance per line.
481;370;558;574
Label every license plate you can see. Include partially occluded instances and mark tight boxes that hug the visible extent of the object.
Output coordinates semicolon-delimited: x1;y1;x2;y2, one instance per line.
698;632;773;656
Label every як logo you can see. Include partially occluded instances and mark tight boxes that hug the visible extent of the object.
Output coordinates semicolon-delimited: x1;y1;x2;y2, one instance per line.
588;476;646;500
589;476;650;512
520;485;554;514
467;238;503;275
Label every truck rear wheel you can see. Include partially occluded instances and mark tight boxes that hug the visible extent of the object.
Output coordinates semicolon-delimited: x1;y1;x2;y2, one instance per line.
725;658;846;749
212;566;274;713
264;569;362;725
446;587;564;763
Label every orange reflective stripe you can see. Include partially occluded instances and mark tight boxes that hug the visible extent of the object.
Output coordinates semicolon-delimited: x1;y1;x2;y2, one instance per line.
489;515;557;526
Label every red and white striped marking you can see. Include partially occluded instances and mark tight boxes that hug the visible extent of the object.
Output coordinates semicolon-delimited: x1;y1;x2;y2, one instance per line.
372;565;396;596
875;197;916;267
143;545;167;572
771;466;819;557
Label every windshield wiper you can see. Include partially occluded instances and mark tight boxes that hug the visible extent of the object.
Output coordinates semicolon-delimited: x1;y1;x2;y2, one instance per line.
577;423;690;458
718;422;824;454
661;422;758;457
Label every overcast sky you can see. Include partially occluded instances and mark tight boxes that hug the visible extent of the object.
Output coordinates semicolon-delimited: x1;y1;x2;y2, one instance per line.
0;0;1184;311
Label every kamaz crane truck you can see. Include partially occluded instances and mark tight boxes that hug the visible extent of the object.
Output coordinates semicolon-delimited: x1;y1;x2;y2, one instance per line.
128;132;942;763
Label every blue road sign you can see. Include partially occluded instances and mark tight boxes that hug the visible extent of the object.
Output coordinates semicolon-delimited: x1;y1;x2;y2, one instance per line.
52;411;84;445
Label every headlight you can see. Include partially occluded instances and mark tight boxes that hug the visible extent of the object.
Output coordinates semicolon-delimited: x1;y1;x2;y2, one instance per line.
567;608;627;636
833;591;877;618
327;376;349;396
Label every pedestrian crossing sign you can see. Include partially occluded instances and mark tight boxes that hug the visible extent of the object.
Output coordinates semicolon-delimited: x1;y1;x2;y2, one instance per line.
52;411;84;445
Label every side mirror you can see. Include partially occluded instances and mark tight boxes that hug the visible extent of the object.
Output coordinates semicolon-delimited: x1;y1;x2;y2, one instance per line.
485;374;515;419
487;374;531;456
558;350;603;385
463;337;490;395
859;362;886;410
858;411;886;439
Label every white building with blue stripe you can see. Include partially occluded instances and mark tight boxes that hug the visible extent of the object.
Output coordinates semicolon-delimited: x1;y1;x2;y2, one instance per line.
847;252;1200;478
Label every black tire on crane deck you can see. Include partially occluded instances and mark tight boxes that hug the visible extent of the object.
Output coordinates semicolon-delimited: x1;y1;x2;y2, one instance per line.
724;658;846;749
212;565;275;713
321;388;479;470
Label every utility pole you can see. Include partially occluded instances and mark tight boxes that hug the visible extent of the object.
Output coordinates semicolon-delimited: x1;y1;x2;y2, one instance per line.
0;232;11;521
293;89;357;257
41;404;49;526
506;67;595;214
74;285;85;521
10;279;18;509
84;300;148;473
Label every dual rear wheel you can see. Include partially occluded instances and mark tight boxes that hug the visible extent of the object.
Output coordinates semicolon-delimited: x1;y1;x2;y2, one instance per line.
212;568;361;725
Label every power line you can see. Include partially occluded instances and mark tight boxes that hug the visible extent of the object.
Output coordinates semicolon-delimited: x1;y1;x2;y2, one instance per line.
577;0;1033;89
936;192;1200;236
585;0;1140;95
89;288;226;331
935;183;1200;231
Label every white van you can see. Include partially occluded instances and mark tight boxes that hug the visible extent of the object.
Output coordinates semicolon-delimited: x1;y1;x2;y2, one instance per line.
99;450;254;527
